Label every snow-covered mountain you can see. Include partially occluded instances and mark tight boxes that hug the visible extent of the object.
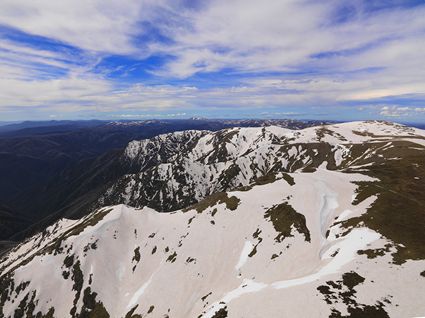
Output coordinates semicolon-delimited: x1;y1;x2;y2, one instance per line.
99;121;425;212
0;120;425;318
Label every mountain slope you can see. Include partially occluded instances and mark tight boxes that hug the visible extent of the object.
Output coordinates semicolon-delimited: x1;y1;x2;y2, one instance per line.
0;118;326;242
99;121;425;213
0;121;424;317
1;167;424;317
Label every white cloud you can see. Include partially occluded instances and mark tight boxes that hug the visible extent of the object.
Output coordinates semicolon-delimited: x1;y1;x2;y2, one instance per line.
0;0;424;119
0;0;155;54
379;105;425;117
154;1;425;78
152;0;425;109
154;0;334;77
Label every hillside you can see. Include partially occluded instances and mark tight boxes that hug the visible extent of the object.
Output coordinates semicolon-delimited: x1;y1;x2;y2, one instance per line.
99;121;425;214
0;121;424;317
0;119;325;242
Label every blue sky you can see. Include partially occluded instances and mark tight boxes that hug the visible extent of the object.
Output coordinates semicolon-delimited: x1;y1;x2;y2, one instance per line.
0;0;424;122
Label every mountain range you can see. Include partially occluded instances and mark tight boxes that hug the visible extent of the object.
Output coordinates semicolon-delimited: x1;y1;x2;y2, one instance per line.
0;119;328;246
0;120;424;317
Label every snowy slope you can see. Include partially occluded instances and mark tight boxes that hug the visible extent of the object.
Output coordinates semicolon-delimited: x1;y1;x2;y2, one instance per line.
1;120;425;318
98;121;425;212
1;167;424;317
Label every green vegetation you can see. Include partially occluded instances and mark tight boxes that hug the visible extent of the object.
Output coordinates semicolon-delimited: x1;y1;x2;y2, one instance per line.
217;164;242;190
1;208;113;285
70;260;84;317
79;287;110;318
264;202;311;243
132;247;141;272
248;245;258;257
281;173;295;186
83;240;98;254
316;127;347;142
249;228;263;258
211;307;228;318
317;272;389;318
125;305;142;318
186;257;196;264
13;290;55;318
0;274;17;314
278;142;339;172
166;251;177;263
201;292;212;301
357;244;391;259
132;247;141;262
63;254;74;268
253;173;276;186
342;141;425;264
184;192;240;213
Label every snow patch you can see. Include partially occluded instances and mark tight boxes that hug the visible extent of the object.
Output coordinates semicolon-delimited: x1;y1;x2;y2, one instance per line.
273;228;381;289
235;241;254;271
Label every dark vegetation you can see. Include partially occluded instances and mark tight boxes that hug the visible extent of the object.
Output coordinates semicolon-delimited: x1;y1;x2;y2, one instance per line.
264;202;311;243
184;192;240;213
249;228;263;257
211;306;228;318
125;305;143;318
341;141;425;264
132;247;141;271
166;251;177;263
0;208;111;281
357;244;392;259
79;287;110;318
281;173;295;185
317;271;390;318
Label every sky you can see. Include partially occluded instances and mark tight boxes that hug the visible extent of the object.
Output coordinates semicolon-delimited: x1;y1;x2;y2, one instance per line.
0;0;424;122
